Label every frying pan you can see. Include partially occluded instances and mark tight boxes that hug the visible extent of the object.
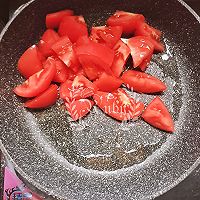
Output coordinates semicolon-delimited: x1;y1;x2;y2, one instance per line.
0;0;200;199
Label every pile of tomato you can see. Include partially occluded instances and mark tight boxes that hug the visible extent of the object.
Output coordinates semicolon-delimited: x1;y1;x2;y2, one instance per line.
13;9;174;132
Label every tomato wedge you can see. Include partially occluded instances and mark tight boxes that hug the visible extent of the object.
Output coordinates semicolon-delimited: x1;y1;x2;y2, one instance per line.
135;22;164;52
139;51;153;71
65;99;94;121
142;97;174;132
94;89;144;121
111;40;130;77
14;62;56;98
94;72;123;92
75;39;114;75
122;70;167;94
90;26;122;48
46;9;74;29
43;56;70;83
60;75;97;101
51;36;80;72
18;45;43;78
58;16;88;43
107;11;145;35
127;36;154;68
38;29;60;57
24;84;58;109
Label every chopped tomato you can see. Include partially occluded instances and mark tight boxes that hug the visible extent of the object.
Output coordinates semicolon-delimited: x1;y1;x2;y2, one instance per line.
135;23;164;52
90;26;122;48
43;57;70;83
139;51;153;71
24;84;58;109
142;97;174;132
122;70;167;94
38;29;60;57
46;9;74;29
107;11;145;35
65;99;94;121
51;36;80;72
17;45;43;78
60;75;97;101
58;16;88;43
111;40;130;77
94;72;123;92
94;89;144;121
75;39;114;74
14;62;56;98
127;36;154;68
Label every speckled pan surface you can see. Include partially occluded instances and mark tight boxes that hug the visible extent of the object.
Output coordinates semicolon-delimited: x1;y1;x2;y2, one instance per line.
0;0;200;199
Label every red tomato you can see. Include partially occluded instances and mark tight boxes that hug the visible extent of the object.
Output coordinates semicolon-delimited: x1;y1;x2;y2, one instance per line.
135;23;164;52
58;16;88;43
65;99;94;121
75;39;114;75
24;84;58;109
94;72;123;92
43;57;70;83
142;97;174;132
127;36;154;68
60;75;97;101
111;40;131;77
122;70;167;94
46;9;74;29
94;89;144;121
17;45;43;78
107;11;145;35
139;51;153;71
14;62;56;98
90;26;122;48
51;36;80;72
38;29;60;57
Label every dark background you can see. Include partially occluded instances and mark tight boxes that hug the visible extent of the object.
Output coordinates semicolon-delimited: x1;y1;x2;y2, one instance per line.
0;0;199;199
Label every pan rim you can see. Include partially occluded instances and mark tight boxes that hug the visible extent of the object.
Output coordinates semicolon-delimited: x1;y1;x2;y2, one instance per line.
0;0;200;199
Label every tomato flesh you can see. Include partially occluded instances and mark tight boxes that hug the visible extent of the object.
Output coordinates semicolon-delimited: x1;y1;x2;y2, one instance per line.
18;45;43;78
58;16;88;43
90;26;122;48
122;70;166;94
46;9;74;29
94;72;123;92
94;89;144;121
24;84;58;109
142;97;174;132
60;75;97;101
111;40;130;77
127;36;154;68
65;99;94;121
107;11;145;35
14;61;56;98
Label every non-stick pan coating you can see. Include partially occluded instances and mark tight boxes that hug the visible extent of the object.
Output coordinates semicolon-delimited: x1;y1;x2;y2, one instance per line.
0;0;200;199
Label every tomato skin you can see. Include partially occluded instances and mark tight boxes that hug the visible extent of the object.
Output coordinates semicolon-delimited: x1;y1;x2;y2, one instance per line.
65;99;94;121
38;29;60;57
60;75;97;101
94;89;144;121
142;97;174;132
122;70;167;94
107;11;145;35
58;16;88;43
75;40;114;75
24;84;58;109
111;40;131;77
90;26;122;48
43;56;69;83
46;9;74;29
17;45;43;78
14;61;56;98
94;72;123;92
51;36;80;72
127;36;154;68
